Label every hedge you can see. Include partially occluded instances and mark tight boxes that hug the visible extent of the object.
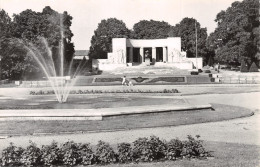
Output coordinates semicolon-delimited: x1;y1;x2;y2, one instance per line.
249;62;259;72
190;71;199;75
29;89;179;95
0;135;212;166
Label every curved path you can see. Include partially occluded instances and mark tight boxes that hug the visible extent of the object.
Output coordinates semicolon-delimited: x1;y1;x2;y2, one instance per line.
0;92;259;151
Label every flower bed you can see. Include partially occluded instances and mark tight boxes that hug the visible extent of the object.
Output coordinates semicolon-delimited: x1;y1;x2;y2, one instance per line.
29;89;179;95
0;135;211;166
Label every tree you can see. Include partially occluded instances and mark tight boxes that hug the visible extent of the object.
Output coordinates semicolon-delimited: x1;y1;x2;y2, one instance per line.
0;10;12;38
130;20;171;39
88;18;130;59
207;0;259;65
168;18;208;59
1;6;75;79
0;10;15;80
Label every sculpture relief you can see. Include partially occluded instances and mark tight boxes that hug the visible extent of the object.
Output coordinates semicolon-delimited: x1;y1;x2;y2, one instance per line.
171;49;184;62
116;49;125;64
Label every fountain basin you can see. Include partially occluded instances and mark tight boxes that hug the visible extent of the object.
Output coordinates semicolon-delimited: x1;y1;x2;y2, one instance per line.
0;104;212;121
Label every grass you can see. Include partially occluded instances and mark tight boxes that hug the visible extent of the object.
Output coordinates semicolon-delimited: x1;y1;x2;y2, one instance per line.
0;104;253;136
102;141;260;167
0;95;185;109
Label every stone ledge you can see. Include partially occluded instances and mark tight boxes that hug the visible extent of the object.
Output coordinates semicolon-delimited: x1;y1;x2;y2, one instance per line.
0;104;212;121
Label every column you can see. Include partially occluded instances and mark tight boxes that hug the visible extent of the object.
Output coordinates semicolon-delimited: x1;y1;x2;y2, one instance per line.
152;47;156;64
140;47;144;63
163;47;167;62
129;47;133;63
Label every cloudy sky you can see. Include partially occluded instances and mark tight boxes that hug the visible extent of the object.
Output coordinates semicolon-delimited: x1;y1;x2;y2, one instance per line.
1;0;240;50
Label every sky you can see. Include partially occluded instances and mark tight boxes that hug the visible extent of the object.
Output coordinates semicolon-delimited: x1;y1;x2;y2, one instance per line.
0;0;241;50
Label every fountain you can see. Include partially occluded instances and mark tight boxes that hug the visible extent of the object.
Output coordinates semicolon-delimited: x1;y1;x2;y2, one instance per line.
20;15;84;103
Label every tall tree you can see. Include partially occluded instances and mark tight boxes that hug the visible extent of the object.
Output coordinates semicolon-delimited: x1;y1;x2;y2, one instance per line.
207;0;259;65
168;17;208;59
131;20;171;39
0;10;12;38
88;18;130;59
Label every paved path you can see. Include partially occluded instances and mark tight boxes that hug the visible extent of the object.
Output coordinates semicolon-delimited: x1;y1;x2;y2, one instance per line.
0;92;259;151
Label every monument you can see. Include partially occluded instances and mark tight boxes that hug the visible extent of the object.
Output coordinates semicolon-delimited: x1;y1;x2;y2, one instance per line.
92;37;203;71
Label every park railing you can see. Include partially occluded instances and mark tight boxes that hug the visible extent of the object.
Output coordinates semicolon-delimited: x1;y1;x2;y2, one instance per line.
0;79;17;87
219;76;260;84
21;80;52;87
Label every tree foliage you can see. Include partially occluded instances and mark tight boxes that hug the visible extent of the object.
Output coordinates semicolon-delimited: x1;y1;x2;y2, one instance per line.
0;6;75;80
131;20;171;39
0;10;12;38
169;17;208;59
207;0;259;64
88;18;130;59
0;10;15;79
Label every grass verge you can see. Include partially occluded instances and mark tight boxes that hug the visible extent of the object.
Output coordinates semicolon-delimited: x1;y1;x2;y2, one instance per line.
0;104;253;136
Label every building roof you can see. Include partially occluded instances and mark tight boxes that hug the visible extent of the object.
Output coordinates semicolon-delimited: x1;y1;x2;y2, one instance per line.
74;50;89;56
74;50;89;60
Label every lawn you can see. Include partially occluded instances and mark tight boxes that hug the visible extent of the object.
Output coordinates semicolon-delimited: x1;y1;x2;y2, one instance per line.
0;94;185;109
0;103;253;136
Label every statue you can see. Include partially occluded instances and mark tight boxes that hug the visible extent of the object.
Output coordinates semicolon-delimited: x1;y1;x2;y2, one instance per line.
171;49;183;62
144;50;151;65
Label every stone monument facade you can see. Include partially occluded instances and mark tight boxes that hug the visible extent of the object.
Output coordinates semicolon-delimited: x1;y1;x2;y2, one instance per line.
92;37;202;70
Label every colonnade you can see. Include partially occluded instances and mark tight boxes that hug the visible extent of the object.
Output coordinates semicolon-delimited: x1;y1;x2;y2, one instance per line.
128;46;168;63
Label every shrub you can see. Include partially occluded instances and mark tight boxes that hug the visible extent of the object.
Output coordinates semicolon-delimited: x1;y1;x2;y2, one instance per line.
0;135;211;166
60;141;81;166
78;90;84;94
181;135;209;158
1;143;24;166
96;140;116;164
163;89;169;93
249;62;259;72
149;136;166;160
117;142;133;163
36;90;44;95
165;138;183;160
190;71;199;75
79;143;96;165
172;89;179;93
240;60;249;72
133;136;166;162
41;141;62;166
133;137;152;162
30;91;36;95
20;141;42;166
46;90;55;94
31;88;180;95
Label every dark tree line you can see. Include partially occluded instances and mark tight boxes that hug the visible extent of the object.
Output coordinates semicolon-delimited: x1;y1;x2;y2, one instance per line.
89;0;259;68
88;18;209;63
